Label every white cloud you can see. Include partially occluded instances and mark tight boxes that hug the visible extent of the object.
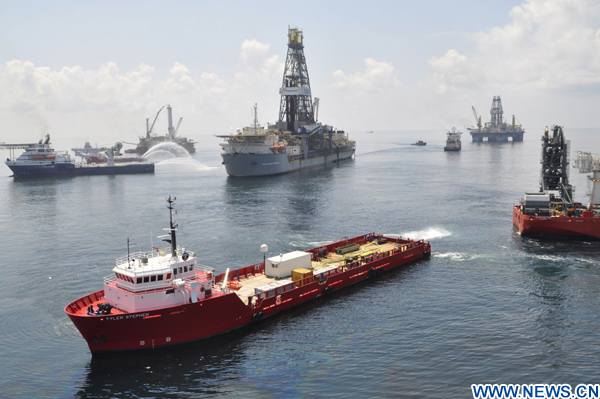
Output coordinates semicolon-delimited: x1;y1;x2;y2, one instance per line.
332;58;401;91
426;0;600;94
0;39;283;143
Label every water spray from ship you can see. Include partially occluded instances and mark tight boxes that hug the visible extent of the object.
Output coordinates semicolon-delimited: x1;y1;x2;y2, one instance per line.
132;104;213;172
141;142;215;172
142;142;191;161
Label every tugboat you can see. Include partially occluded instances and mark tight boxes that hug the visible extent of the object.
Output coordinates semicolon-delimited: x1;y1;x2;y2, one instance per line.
1;134;154;178
513;125;600;239
444;128;462;151
65;197;431;355
411;140;426;146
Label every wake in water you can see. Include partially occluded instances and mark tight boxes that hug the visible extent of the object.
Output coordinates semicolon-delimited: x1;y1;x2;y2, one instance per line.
385;227;452;241
157;157;217;172
434;252;484;261
142;142;216;172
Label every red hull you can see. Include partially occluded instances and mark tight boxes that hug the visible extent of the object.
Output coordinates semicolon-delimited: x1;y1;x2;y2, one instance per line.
512;205;600;239
65;234;431;355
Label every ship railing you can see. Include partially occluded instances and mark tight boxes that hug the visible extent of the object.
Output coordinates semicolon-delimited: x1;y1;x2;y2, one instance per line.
246;238;428;307
194;264;215;276
115;247;196;266
103;274;117;285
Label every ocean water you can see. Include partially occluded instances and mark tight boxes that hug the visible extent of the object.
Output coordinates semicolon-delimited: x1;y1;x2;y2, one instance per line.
1;129;600;398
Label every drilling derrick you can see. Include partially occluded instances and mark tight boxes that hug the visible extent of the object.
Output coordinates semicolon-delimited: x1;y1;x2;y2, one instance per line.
540;125;572;204
277;28;315;132
490;96;503;128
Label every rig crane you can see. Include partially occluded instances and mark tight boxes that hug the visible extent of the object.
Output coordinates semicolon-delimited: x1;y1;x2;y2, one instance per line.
146;106;165;138
174;117;183;137
471;106;482;130
573;151;600;209
72;142;123;166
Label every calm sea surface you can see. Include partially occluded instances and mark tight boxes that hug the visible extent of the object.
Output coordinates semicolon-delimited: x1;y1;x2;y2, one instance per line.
1;128;599;398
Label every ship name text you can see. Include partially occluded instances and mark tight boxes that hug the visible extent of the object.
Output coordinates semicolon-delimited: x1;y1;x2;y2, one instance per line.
105;313;150;321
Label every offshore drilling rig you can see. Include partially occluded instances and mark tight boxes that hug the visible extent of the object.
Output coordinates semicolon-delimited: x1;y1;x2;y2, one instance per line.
469;96;525;142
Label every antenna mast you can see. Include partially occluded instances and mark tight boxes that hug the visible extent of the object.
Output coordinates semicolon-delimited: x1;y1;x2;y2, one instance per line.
166;196;177;257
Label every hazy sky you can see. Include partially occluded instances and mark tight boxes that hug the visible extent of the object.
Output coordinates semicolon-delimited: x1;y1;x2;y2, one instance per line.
1;0;599;147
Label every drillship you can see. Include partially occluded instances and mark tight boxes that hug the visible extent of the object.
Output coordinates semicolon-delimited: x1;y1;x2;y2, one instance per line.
513;125;600;239
217;28;355;177
444;127;462;151
65;197;431;355
469;96;525;142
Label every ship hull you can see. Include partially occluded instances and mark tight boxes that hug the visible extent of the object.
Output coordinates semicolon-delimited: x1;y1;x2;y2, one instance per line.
7;162;154;177
444;147;461;152
512;205;600;239
66;235;430;355
471;131;524;142
221;149;355;177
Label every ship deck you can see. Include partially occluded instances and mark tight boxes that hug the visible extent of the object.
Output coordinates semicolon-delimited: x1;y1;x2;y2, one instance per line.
227;240;401;304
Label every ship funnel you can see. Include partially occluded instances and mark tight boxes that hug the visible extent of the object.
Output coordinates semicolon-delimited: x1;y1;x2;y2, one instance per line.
167;105;175;139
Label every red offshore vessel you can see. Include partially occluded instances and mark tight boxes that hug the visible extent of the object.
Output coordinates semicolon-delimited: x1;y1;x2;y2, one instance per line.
513;125;600;239
65;197;431;355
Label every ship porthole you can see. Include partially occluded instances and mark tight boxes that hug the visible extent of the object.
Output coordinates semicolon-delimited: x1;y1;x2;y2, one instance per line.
166;337;171;342
140;340;145;346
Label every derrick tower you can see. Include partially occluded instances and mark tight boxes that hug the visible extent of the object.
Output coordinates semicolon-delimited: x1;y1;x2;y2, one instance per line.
540;125;572;204
277;28;315;132
490;96;503;128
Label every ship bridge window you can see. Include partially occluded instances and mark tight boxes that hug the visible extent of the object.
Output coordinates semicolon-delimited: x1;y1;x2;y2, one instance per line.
166;273;172;279
189;264;194;271
179;267;183;274
173;268;177;276
184;266;188;272
137;277;142;284
144;276;149;283
151;275;156;282
158;275;164;281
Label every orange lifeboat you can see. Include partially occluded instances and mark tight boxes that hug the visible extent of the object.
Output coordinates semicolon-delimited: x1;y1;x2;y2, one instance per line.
32;155;46;160
227;281;243;291
270;144;286;153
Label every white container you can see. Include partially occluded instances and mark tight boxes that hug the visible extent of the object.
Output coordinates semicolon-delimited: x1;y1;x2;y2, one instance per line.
265;251;311;278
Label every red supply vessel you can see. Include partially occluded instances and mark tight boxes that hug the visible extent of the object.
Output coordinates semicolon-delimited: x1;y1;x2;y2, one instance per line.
66;197;431;355
513;125;600;239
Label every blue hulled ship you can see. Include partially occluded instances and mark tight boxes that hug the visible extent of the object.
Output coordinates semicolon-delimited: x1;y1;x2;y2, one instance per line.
2;134;154;178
